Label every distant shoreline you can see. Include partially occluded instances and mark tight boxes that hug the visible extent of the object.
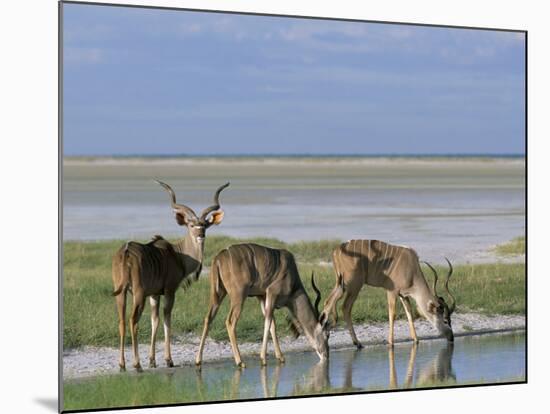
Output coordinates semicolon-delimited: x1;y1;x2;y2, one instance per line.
64;154;525;166
65;153;525;159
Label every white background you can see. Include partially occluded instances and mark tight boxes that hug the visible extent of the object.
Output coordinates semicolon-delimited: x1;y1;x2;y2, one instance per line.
0;0;545;413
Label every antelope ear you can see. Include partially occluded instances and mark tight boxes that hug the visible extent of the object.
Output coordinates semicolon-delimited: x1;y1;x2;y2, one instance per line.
207;210;224;225
175;212;187;226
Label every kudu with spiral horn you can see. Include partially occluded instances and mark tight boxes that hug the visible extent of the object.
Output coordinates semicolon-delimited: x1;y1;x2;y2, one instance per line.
422;258;456;335
195;243;331;368
111;180;229;371
320;240;456;348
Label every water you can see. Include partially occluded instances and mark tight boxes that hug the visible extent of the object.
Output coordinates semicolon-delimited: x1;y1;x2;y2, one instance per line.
65;332;525;407
62;158;525;262
188;332;525;397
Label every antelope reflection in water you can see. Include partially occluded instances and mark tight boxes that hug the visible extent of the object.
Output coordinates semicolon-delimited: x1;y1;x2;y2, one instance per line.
416;342;456;386
194;364;283;400
388;343;417;389
293;360;331;395
389;342;456;389
261;365;282;398
192;341;455;400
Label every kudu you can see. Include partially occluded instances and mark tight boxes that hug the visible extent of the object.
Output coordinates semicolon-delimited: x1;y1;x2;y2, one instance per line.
111;180;229;371
321;240;456;349
195;243;331;368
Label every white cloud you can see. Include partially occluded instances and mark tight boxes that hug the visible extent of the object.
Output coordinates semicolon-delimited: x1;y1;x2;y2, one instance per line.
64;47;104;64
64;23;115;43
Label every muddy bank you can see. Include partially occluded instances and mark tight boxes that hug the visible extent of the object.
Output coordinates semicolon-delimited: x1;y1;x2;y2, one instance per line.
63;313;525;380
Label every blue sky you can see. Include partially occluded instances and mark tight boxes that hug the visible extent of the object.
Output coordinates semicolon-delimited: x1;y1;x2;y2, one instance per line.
63;3;525;156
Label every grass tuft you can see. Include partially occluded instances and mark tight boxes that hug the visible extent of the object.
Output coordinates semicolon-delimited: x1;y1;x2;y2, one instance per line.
493;236;525;256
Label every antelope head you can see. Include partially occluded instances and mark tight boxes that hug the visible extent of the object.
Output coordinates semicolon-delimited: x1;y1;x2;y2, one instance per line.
310;273;331;361
423;258;456;342
156;180;229;247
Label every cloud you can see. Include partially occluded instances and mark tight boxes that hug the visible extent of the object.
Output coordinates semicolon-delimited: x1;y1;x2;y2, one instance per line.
178;22;202;35
64;23;115;43
64;47;104;64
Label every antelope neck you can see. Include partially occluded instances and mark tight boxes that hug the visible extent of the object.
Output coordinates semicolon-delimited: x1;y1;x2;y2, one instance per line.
290;291;318;342
410;278;437;319
174;233;204;266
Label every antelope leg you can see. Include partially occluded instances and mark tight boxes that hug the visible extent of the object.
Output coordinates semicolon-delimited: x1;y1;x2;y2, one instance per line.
259;298;285;363
342;290;362;349
163;292;175;367
399;296;418;343
195;291;225;366
226;302;245;368
149;295;160;368
115;291;127;371
259;295;275;366
387;292;397;346
129;293;146;371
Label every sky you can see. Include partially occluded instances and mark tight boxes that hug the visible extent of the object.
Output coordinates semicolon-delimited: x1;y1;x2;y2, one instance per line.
63;3;526;156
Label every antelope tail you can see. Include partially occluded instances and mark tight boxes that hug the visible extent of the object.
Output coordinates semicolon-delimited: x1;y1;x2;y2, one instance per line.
209;258;224;300
112;243;131;296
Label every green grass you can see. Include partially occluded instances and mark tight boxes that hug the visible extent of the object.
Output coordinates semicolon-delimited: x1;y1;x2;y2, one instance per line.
63;237;525;349
63;370;238;410
493;236;525;256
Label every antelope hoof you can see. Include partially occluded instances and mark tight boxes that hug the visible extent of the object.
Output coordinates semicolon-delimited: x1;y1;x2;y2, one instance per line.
354;342;364;350
413;338;419;344
237;361;246;369
166;359;174;368
277;356;286;364
149;359;157;368
195;360;202;367
119;364;126;372
387;342;394;348
260;358;267;367
134;363;143;373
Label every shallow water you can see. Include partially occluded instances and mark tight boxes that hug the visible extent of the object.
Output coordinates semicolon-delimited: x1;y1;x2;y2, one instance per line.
188;332;525;397
62;158;525;262
64;332;525;409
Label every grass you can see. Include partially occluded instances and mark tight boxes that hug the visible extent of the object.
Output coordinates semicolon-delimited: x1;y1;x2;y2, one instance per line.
63;237;525;349
63;370;228;410
493;236;525;256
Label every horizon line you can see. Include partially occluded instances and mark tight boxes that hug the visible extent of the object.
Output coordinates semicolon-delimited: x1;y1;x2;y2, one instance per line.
64;152;526;158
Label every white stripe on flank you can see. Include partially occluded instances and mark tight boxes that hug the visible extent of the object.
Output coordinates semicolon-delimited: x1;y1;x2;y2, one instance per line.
227;247;234;277
390;248;404;277
387;245;395;274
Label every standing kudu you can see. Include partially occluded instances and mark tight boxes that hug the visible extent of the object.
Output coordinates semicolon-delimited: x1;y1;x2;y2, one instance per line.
321;240;456;349
112;180;229;371
195;243;331;368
